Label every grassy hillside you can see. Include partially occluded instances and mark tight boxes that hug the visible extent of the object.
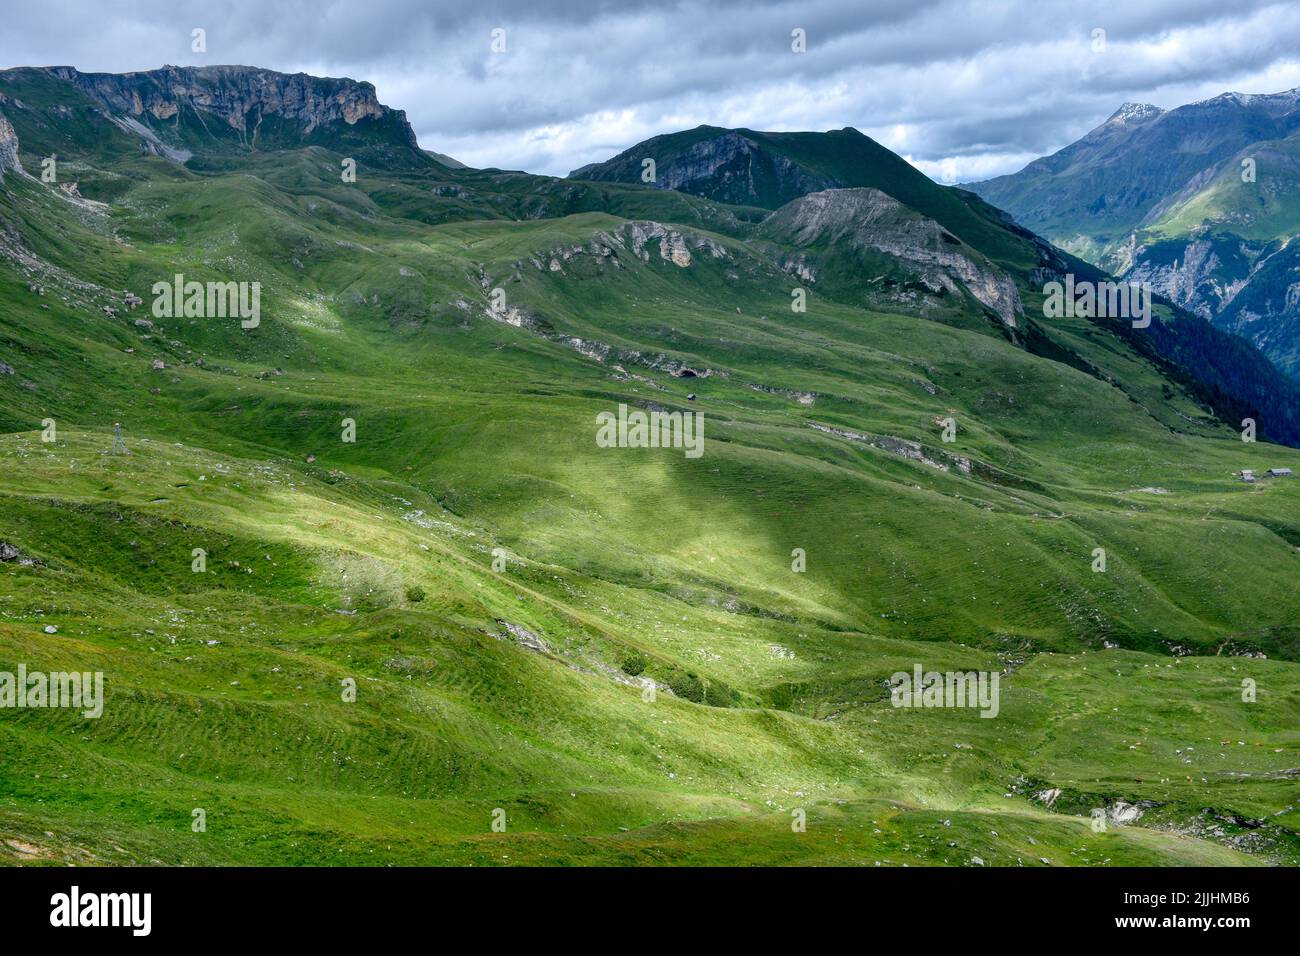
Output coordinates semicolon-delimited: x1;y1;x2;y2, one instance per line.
1143;130;1300;244
1;74;1298;867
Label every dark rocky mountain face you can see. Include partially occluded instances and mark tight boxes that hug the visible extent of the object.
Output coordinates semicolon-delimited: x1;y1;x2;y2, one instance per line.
570;125;933;214
572;128;840;211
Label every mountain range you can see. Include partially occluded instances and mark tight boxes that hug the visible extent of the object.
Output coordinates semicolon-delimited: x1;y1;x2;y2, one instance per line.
1;64;1298;867
971;88;1300;377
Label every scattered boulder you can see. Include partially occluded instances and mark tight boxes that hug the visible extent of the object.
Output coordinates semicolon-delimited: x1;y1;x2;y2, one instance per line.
0;542;20;562
1033;787;1062;808
499;620;550;653
1107;800;1147;826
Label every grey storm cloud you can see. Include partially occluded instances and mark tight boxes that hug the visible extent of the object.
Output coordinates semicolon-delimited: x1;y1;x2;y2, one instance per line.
3;0;1300;180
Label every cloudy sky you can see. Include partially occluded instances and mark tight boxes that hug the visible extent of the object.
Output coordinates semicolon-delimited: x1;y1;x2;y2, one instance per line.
4;0;1300;181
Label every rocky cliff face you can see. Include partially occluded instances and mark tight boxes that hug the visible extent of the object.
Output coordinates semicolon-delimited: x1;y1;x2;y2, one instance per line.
1215;239;1300;373
761;188;1023;327
1124;234;1258;319
44;65;420;149
0;109;20;178
1119;231;1300;375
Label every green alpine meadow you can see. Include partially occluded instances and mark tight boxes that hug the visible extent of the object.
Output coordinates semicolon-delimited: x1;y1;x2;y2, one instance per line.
0;54;1297;872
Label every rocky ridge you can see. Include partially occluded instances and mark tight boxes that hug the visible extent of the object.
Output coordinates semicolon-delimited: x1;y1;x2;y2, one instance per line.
762;188;1024;327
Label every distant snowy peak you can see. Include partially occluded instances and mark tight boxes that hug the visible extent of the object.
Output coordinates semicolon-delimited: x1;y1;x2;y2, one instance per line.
1192;88;1300;113
1106;102;1164;125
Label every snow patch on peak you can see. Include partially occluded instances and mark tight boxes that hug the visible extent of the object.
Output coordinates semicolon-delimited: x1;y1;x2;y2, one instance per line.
1108;102;1163;125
